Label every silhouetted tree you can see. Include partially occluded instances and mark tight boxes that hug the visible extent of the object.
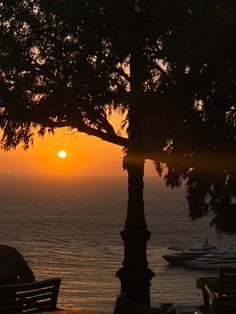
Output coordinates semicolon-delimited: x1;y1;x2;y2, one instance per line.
1;0;236;305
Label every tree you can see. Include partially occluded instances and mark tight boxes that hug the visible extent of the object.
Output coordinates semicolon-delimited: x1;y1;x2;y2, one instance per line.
1;0;236;305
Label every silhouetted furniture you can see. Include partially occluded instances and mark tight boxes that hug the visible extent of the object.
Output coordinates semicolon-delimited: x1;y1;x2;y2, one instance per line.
0;277;61;313
196;276;218;313
114;293;162;313
197;267;236;314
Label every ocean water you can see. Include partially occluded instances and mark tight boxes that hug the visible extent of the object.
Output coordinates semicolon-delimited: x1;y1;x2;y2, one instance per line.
0;175;235;313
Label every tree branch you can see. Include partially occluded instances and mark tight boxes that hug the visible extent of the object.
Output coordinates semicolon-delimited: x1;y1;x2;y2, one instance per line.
114;65;130;82
77;122;128;147
3;108;129;147
38;118;128;147
39;119;128;147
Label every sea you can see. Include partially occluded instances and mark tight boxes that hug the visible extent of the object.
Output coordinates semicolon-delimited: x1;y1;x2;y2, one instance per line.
0;174;235;313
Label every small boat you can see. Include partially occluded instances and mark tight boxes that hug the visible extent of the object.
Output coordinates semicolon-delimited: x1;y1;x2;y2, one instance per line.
185;250;236;269
167;244;184;251
162;238;221;267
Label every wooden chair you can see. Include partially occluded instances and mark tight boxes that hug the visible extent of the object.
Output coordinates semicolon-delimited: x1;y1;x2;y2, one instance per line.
114;293;163;314
0;277;61;313
200;267;236;314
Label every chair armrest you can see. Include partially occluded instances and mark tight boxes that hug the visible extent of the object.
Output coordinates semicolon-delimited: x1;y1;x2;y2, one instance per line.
196;277;218;291
204;283;218;301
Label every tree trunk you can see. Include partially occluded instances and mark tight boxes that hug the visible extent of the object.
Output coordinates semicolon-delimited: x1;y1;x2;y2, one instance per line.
116;1;154;305
116;153;154;305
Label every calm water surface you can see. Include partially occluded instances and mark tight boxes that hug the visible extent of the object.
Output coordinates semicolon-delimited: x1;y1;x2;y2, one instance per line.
0;175;235;312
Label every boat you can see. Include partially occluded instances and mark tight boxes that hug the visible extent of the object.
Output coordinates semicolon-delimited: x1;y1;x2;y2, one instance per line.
162;238;221;266
185;250;236;269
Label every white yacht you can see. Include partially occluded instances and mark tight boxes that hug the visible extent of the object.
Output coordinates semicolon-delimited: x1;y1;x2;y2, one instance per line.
185;250;236;269
162;238;221;266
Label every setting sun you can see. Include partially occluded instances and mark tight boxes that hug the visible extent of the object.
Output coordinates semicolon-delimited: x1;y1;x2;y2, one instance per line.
57;150;67;159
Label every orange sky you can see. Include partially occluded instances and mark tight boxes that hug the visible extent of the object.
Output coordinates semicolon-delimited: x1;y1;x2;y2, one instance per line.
0;114;157;177
0;130;125;176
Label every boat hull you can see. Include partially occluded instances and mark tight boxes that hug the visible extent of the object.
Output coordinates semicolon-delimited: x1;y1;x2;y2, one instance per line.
162;253;207;267
186;261;236;269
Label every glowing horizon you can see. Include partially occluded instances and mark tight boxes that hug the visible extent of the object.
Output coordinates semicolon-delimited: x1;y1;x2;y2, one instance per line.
0;112;157;177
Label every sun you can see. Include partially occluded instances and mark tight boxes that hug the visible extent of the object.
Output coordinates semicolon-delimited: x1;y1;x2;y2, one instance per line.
57;150;67;159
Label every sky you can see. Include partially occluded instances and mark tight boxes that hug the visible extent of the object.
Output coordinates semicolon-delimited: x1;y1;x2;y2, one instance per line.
0;130;124;176
0;114;157;177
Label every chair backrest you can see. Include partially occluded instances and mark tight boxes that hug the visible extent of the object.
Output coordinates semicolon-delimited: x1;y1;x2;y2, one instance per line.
218;267;236;314
0;277;61;313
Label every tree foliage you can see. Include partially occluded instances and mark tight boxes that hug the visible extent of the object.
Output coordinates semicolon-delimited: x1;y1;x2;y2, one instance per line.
1;0;236;232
